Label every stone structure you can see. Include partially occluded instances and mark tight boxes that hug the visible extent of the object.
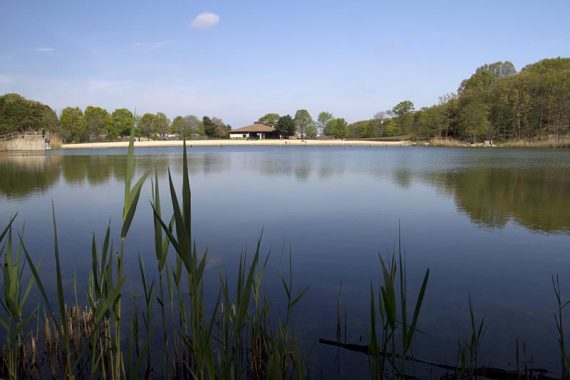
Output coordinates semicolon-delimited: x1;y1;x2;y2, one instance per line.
0;132;51;151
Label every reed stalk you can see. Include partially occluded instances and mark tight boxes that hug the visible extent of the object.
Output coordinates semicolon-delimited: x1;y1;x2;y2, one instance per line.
456;297;486;379
369;236;430;379
0;217;35;379
553;275;570;379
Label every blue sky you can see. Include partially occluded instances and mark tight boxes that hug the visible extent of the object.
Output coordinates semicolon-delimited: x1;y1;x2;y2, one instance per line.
1;0;569;127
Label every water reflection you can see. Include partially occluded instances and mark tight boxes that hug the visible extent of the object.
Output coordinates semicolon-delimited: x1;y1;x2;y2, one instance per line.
423;167;570;233
62;155;120;185
253;157;309;179
318;160;345;179
155;154;227;176
0;153;61;198
392;168;412;189
2;148;570;233
252;154;347;181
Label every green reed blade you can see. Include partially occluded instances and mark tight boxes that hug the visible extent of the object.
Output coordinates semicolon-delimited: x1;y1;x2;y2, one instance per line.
21;264;35;311
49;202;69;339
19;232;63;338
121;172;148;239
124;123;136;202
206;289;221;343
152;172;169;270
91;233;100;294
102;222;110;267
236;248;260;332
289;285;310;309
92;276;125;325
0;214;17;244
197;247;208;280
399;253;408;348
0;314;8;331
182;139;191;241
404;268;429;354
280;276;291;301
166;169;191;270
152;204;181;255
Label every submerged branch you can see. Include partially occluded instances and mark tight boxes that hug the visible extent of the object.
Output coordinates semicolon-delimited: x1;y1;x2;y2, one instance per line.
318;338;557;380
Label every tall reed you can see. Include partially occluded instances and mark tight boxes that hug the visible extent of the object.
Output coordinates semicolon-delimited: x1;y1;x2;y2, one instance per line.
0;215;36;379
368;239;430;379
553;275;570;379
456;297;486;379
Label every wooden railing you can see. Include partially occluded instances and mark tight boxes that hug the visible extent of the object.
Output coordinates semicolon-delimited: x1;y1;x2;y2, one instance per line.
0;131;45;141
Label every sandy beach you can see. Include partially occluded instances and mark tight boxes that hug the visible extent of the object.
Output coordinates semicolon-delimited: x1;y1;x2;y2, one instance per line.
61;139;411;149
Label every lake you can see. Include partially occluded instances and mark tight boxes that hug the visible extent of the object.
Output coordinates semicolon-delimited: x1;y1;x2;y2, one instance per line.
1;146;570;376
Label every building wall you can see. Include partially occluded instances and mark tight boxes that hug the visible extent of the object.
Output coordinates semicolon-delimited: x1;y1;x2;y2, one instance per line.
230;132;249;139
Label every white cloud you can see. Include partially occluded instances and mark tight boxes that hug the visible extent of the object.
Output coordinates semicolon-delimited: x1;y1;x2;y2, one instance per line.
191;12;220;29
132;41;173;52
32;47;55;53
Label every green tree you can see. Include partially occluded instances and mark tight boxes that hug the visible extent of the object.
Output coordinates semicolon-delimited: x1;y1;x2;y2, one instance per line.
184;115;202;137
60;107;86;142
203;116;218;138
0;93;58;135
390;100;415;135
84;106;109;141
459;100;490;142
348;120;376;138
213;117;230;138
413;105;448;139
382;119;402;137
437;93;458;139
257;113;280;128
276;115;296;137
316;112;333;137
108;109;134;139
324;118;348;138
459;70;497;96
170;116;191;137
39;104;60;135
139;113;156;138
294;109;314;138
476;61;517;81
154;112;170;137
305;124;318;138
391;100;414;118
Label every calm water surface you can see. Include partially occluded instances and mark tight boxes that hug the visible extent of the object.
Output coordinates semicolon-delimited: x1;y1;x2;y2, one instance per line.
1;146;570;375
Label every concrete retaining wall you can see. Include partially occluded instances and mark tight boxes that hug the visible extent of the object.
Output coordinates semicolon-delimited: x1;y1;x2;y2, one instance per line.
0;135;47;151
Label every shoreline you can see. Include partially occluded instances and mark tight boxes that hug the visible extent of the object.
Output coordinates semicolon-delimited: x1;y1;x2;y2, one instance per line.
61;139;412;149
57;138;570;150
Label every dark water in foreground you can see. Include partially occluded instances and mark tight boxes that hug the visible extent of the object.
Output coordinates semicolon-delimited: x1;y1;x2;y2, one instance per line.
1;146;570;376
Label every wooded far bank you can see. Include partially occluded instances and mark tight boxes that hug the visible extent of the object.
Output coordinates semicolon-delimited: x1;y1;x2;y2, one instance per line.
1;57;568;144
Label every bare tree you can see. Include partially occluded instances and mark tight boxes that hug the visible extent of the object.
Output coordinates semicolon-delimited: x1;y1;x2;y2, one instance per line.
374;111;387;138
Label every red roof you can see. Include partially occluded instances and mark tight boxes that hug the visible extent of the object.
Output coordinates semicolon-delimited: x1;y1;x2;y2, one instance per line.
230;123;276;133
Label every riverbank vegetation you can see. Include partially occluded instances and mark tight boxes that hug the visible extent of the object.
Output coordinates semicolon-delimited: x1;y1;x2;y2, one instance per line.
1;57;568;145
0;135;310;379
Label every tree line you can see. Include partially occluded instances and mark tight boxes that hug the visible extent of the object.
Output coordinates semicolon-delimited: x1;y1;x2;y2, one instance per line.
1;57;568;143
259;58;569;142
0;94;231;143
346;57;570;142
